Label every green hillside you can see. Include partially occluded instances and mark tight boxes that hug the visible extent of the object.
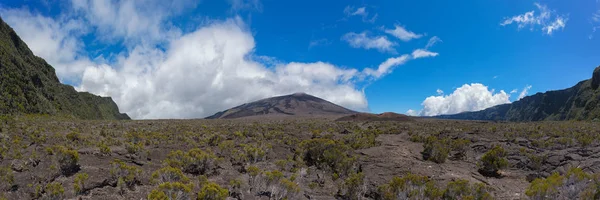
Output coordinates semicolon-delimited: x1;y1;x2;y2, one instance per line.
0;17;129;120
439;66;600;121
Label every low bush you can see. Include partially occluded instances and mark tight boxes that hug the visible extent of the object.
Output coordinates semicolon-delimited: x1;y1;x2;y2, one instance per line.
164;148;219;175
148;182;193;200
54;145;80;175
299;138;356;176
109;159;141;189
526;167;600;199
478;145;508;177
73;173;89;194
422;136;449;163
197;182;229;200
44;182;65;200
151;166;190;184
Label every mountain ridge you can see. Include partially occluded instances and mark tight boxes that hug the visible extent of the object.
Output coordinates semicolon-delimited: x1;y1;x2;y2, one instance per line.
438;66;600;121
206;93;356;119
0;17;129;120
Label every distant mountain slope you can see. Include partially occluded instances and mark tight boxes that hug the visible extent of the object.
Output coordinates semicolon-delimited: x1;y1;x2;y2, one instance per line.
0;17;129;120
439;66;600;121
336;112;415;122
206;93;356;119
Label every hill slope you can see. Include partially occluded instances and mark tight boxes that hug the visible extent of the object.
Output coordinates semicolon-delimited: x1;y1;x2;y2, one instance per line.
206;93;356;119
0;17;129;120
439;66;600;121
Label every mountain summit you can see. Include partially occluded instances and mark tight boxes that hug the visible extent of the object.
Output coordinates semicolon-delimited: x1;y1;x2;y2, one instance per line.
439;65;600;121
205;93;356;119
0;17;129;119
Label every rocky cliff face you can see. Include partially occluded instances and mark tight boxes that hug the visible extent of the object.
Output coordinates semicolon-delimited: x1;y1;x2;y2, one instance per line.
439;66;600;121
0;17;129;120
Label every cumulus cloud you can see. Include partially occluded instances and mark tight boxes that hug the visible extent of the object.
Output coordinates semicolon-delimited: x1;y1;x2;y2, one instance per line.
3;1;440;119
384;25;423;41
70;0;199;45
0;8;93;82
341;32;396;53
410;84;511;116
518;85;532;100
500;3;568;35
77;19;438;119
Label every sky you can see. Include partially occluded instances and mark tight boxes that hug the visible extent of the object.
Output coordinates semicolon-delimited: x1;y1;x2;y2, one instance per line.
1;0;599;119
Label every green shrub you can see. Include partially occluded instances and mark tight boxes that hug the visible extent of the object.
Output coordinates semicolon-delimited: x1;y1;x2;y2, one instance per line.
164;148;219;175
197;182;228;200
443;180;492;200
341;172;365;200
44;182;65;200
0;166;14;190
478;145;508;177
526;167;599;199
378;173;440;200
109;159;141;188
73;173;89;194
97;142;111;156
66;131;82;142
148;182;193;200
422;136;449;163
151;166;190;184
54;146;79;175
299;138;355;176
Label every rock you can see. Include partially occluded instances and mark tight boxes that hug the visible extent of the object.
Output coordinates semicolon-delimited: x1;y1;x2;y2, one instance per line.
592;66;600;90
565;153;583;161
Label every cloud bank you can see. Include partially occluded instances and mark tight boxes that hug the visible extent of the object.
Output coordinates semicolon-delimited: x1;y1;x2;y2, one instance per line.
2;1;439;119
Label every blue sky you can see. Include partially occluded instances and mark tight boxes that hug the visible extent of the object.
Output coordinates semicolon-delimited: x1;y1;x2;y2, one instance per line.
1;0;599;119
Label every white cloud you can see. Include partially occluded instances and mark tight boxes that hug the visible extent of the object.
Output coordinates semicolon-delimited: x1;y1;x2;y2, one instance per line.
70;0;199;45
591;10;600;39
410;84;511;116
384;25;423;42
406;109;418;116
436;89;444;95
518;85;532;100
341;32;396;53
500;3;568;35
510;89;518;94
425;36;442;49
228;0;262;12
0;8;93;82
2;1;440;119
412;49;439;59
343;6;377;23
362;49;438;79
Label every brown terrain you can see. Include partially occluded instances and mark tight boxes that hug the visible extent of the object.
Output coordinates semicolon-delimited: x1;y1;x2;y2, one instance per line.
2;114;600;199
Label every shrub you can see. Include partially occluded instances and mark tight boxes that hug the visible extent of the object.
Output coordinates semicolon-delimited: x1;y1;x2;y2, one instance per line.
299;138;355;176
443;180;492;200
110;159;141;189
341;172;365;200
148;182;193;200
97;142;111;156
66;131;82;142
526;167;599;199
73;173;89;194
229;179;244;199
197;182;228;200
478;145;508;177
164;148;219;175
422;136;449;163
151;166;190;184
54;146;80;175
0;166;14;190
44;182;65;200
377;173;440;200
124;142;144;156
